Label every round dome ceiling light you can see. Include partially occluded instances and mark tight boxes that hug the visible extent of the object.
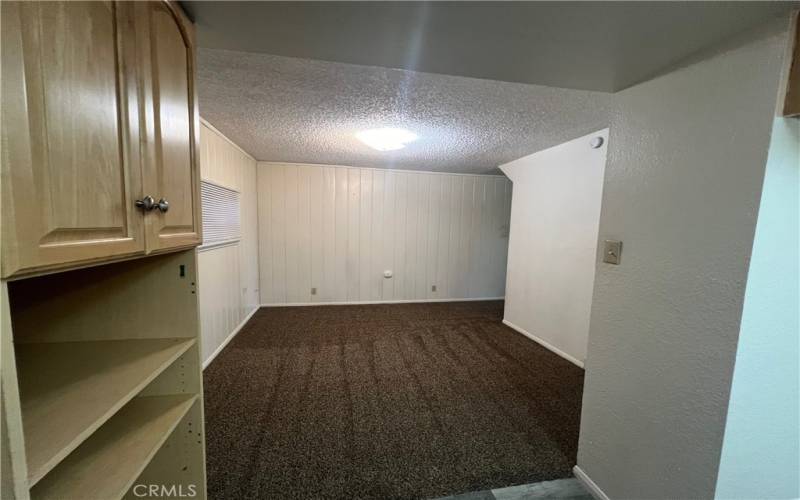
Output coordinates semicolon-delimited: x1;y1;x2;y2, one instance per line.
356;127;418;151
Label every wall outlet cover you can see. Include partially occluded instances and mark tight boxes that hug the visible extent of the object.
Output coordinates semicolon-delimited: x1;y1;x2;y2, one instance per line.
603;240;622;265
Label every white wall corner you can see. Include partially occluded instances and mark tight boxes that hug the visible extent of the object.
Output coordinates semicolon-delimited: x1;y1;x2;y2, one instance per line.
202;305;259;370
502;318;585;368
573;466;611;500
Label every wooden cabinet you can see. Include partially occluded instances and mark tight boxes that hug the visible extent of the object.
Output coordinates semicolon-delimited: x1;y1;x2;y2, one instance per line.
0;1;201;279
137;2;202;253
1;5;206;498
0;1;146;278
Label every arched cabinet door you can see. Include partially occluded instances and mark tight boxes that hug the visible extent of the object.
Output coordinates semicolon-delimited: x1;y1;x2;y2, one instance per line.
0;1;145;278
138;1;202;253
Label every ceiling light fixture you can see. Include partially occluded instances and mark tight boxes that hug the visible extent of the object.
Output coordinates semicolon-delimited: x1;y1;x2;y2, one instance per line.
356;127;418;151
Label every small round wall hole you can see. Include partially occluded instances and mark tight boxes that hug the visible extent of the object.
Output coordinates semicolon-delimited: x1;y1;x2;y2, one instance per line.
590;137;604;149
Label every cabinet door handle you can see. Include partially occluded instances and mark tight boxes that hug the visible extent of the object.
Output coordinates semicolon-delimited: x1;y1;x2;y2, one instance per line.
155;198;169;213
135;195;156;211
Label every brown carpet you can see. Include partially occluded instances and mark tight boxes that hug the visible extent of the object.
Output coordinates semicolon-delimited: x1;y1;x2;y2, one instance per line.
203;301;584;500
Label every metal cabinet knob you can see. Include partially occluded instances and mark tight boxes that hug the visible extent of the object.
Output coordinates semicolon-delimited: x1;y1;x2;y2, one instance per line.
135;195;155;211
155;198;169;213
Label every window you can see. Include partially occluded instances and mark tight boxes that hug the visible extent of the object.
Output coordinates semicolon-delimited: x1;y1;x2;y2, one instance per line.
200;180;240;249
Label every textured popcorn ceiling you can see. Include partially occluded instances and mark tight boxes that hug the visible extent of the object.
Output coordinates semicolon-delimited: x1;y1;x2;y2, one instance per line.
197;49;611;174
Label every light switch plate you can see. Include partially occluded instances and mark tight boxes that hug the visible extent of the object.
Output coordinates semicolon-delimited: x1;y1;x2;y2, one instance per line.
603;240;622;265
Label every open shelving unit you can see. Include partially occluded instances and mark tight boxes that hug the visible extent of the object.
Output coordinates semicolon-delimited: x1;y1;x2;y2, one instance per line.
31;395;197;500
1;251;207;500
18;338;196;485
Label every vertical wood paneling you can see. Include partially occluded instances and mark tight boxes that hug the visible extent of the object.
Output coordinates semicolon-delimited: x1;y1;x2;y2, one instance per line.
346;168;361;301
381;172;397;301
322;168;336;302
296;166;312;303
269;166;287;302
257;163;511;304
257;162;273;303
309;167;324;302
371;170;385;301
461;176;477;298
359;169;373;300
472;177;485;298
284;167;300;302
404;173;419;299
435;177;452;298
393;172;408;299
447;176;465;298
419;175;432;299
198;120;259;366
240;151;259;312
427;175;438;299
334;168;348;301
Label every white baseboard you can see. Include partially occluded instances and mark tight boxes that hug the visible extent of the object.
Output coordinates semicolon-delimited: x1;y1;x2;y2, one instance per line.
501;319;585;368
573;465;610;500
260;297;504;307
202;305;259;370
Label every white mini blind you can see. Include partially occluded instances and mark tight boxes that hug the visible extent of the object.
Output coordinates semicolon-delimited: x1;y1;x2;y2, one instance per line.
200;180;241;248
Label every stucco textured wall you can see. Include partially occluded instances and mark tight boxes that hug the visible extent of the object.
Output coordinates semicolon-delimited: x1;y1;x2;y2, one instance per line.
500;130;608;366
577;21;789;500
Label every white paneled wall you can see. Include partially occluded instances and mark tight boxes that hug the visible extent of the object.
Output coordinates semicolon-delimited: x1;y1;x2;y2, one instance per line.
257;163;511;305
198;120;259;366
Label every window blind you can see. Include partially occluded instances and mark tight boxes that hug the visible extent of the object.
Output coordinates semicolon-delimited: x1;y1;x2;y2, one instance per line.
200;180;241;248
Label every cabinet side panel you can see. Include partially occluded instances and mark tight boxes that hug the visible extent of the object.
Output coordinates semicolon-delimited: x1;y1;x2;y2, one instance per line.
1;284;30;500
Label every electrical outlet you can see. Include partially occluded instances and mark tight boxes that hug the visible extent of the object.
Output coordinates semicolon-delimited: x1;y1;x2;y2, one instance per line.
311;287;317;295
431;285;437;292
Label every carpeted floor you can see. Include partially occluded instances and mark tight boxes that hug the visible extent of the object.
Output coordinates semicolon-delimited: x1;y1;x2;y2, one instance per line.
203;301;585;500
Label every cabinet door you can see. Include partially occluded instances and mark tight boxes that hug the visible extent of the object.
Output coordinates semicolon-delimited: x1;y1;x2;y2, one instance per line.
139;1;202;253
1;1;145;279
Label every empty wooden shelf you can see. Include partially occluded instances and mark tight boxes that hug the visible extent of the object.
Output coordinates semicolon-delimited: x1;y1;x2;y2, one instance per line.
30;394;197;500
16;338;195;486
